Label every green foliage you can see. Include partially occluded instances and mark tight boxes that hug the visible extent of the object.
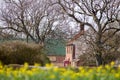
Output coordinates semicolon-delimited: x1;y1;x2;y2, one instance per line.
0;41;50;65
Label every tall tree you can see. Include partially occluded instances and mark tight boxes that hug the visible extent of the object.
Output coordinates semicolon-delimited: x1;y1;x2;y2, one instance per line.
0;0;65;44
57;0;120;66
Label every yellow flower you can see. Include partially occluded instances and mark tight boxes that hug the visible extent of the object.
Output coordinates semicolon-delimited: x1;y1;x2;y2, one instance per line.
111;70;115;73
110;61;115;66
34;63;40;67
97;66;102;72
0;65;3;69
101;69;106;73
27;70;33;76
79;67;84;71
45;64;54;67
49;74;56;79
105;64;110;69
23;62;29;68
58;68;66;72
13;71;18;77
115;73;120;78
53;67;59;72
88;69;93;73
0;70;3;73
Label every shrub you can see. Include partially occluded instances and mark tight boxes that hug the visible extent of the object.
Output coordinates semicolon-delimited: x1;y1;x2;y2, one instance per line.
0;41;50;65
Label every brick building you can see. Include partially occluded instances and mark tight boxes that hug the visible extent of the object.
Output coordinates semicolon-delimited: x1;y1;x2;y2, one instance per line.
46;39;66;67
64;29;85;67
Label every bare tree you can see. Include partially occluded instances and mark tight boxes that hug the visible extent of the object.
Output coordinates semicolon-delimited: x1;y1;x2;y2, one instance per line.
0;0;66;44
82;26;120;64
57;0;120;66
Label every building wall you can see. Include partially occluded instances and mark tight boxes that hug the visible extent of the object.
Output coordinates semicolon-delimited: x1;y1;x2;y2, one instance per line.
47;55;65;67
48;55;65;63
65;37;88;64
72;38;88;58
55;56;65;63
65;44;75;61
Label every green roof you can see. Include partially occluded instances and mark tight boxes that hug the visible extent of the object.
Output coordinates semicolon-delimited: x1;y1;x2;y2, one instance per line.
45;39;66;56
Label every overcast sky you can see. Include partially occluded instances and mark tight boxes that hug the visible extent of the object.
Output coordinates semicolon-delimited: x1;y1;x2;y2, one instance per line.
0;0;3;3
0;0;3;5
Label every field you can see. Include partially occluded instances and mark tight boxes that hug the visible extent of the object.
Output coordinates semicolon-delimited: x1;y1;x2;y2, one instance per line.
0;62;120;80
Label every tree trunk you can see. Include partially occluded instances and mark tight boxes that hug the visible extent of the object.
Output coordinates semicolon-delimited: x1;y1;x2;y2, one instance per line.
95;39;103;66
95;54;103;66
26;35;29;43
